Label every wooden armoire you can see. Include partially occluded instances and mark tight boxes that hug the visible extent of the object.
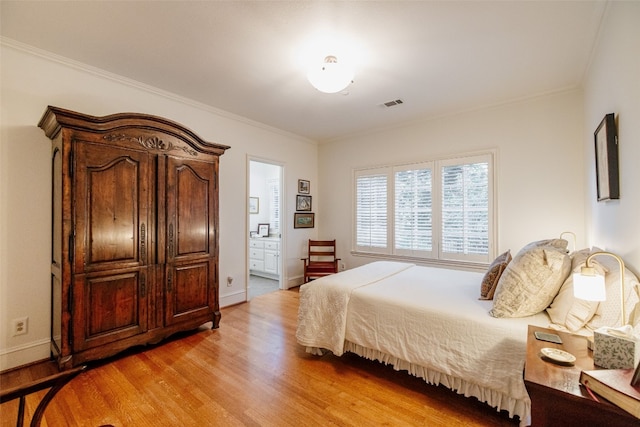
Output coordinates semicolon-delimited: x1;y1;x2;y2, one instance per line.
38;106;229;369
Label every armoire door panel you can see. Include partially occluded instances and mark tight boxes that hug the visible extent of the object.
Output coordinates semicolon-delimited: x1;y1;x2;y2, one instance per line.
52;147;63;269
165;261;214;324
75;142;150;272
73;269;147;351
166;157;215;260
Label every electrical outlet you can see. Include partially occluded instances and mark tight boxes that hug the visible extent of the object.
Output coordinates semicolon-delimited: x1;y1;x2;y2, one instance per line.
340;263;346;271
11;316;28;336
226;276;233;287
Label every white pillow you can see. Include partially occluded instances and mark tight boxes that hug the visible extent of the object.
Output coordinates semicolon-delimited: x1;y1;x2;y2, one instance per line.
585;254;640;331
490;240;570;318
546;251;605;331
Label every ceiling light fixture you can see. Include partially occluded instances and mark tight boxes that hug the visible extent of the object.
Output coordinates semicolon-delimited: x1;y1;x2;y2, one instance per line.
307;55;354;94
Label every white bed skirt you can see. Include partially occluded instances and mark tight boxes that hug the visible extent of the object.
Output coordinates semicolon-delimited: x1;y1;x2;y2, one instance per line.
307;342;531;427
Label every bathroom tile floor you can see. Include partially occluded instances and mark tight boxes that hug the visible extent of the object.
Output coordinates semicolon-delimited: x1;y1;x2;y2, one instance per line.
249;275;279;299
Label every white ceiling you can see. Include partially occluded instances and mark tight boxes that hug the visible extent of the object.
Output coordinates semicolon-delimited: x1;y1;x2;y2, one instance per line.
1;1;606;142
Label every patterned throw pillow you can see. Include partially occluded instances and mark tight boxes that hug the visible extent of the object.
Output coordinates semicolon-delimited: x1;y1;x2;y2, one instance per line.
479;250;512;300
490;240;571;318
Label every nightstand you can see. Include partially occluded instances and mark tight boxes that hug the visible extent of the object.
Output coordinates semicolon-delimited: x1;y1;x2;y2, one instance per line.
524;325;637;427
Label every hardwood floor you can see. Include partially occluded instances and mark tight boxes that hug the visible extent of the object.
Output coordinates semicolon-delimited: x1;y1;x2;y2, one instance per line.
1;289;519;426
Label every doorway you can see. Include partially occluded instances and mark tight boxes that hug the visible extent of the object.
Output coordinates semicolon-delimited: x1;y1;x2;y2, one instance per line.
248;159;283;299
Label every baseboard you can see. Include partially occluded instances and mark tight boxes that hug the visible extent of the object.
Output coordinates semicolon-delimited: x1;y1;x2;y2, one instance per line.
0;337;51;372
286;275;304;289
220;290;246;308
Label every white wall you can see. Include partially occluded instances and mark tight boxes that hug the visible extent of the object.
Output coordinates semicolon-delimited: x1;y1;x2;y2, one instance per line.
318;90;587;271
0;42;317;370
583;1;640;274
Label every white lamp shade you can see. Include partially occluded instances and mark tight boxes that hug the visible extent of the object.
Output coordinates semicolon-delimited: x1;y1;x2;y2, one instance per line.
573;272;606;301
307;56;354;93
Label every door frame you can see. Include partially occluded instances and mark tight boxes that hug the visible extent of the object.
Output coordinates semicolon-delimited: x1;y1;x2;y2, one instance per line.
246;156;285;300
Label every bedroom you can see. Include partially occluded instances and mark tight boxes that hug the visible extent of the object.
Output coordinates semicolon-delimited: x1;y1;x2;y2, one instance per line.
1;0;639;419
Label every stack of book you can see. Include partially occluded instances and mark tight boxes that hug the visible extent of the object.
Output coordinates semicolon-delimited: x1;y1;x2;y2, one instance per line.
579;368;640;419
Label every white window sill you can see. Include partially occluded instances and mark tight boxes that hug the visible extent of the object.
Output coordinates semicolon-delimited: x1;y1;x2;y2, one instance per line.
350;251;489;273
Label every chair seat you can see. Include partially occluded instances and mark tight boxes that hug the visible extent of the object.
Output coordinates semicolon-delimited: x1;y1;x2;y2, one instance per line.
307;262;336;271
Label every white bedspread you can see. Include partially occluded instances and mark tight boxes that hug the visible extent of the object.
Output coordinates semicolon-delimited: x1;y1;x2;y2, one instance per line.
296;261;414;355
296;261;552;424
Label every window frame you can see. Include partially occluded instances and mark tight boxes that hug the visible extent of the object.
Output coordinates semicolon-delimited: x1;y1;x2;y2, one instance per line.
352;151;496;268
354;167;391;255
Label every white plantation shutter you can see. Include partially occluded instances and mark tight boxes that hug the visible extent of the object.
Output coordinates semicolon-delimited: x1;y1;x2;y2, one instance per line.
355;170;388;251
354;152;493;264
441;155;490;262
394;163;434;257
268;179;280;234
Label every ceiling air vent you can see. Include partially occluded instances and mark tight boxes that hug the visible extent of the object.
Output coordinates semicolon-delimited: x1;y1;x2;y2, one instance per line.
382;99;404;107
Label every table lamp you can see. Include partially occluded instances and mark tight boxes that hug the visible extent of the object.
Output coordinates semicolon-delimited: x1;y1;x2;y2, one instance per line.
560;231;576;253
573;251;639;369
573;251;626;326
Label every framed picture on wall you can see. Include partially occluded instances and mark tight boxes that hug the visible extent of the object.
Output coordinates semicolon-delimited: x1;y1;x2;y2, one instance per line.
257;223;269;237
294;213;314;229
594;113;619;201
298;179;310;194
296;195;312;211
249;197;259;214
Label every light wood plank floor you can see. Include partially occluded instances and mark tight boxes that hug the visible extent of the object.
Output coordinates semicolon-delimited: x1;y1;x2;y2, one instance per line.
1;289;519;426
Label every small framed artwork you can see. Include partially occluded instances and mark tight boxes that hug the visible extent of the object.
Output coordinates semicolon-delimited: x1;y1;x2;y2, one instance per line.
294;212;314;229
298;179;310;194
594;113;619;201
249;197;259;214
257;223;269;237
296;195;312;211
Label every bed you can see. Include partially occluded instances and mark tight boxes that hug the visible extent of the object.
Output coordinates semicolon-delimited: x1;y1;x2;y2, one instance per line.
296;240;640;425
296;261;550;424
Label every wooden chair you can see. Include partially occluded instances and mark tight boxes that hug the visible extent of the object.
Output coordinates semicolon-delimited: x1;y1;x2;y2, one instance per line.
0;365;86;427
301;240;340;283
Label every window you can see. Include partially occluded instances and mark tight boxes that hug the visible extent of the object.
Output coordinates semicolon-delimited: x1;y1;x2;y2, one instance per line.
394;163;433;258
440;157;490;262
355;170;388;251
268;178;280;234
354;153;494;265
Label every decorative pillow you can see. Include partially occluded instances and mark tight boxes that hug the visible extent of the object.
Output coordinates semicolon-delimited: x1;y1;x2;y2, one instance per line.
531;238;570;250
479;250;512;300
570;247;592;270
585;255;640;332
546;252;605;331
490;240;570;318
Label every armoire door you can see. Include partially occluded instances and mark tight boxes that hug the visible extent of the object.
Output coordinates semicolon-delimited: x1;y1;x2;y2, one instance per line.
164;156;218;325
72;142;150;351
